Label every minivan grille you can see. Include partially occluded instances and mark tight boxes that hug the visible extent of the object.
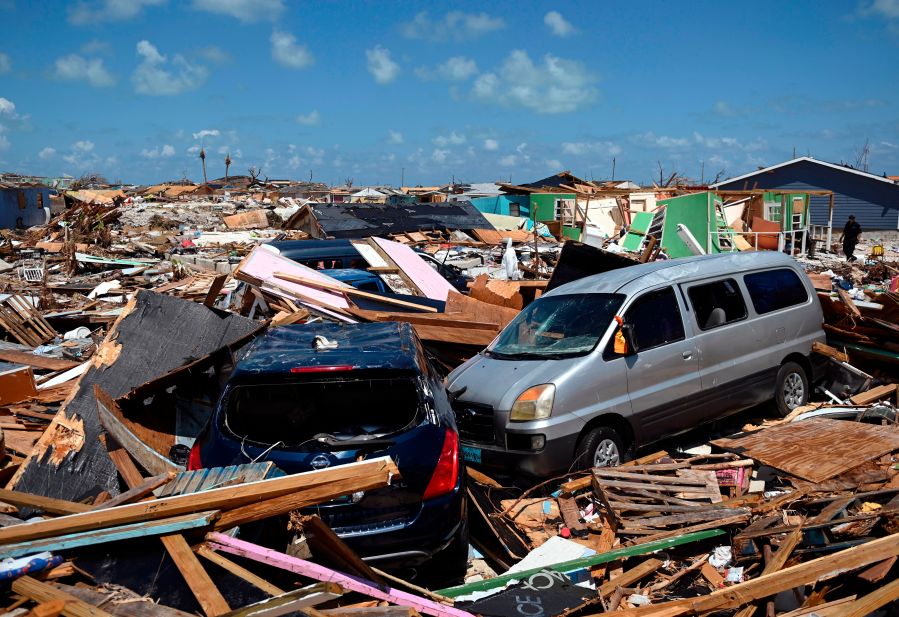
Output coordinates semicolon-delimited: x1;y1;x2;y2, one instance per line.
452;401;495;444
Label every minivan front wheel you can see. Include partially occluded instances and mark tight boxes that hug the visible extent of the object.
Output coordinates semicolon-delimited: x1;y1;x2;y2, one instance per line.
774;361;809;416
575;426;625;470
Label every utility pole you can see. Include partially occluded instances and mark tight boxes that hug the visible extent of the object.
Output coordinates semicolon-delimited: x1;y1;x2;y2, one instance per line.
700;161;705;184
401;167;405;187
611;157;616;181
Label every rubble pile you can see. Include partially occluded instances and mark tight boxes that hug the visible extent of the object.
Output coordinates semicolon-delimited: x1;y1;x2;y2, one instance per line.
0;176;898;616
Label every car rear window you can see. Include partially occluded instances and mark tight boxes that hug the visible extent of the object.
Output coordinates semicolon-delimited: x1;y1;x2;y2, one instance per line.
687;278;747;330
743;268;809;315
223;377;422;447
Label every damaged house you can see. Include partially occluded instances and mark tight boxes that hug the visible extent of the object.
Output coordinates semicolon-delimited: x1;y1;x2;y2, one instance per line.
0;183;55;229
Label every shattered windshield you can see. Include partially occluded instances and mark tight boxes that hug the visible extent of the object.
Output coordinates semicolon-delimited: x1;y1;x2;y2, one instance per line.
486;293;625;359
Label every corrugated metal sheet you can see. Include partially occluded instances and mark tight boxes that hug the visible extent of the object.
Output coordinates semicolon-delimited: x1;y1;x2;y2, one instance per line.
154;462;282;498
716;159;899;231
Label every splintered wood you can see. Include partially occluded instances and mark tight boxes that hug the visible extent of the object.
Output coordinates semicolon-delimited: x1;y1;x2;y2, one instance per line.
713;418;899;483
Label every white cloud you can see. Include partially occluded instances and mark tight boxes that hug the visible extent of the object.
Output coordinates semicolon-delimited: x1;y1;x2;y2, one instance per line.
63;140;97;165
191;0;283;22
187;145;200;155
38;147;56;159
81;40;111;55
0;97;15;117
192;129;219;140
472;50;597;114
693;132;738;149
867;0;899;18
434;131;466;147
0;52;10;74
881;140;898;149
483;138;499;151
545;159;563;169
499;154;517;167
544;11;576;36
74;140;94;152
68;0;165;25
366;45;400;84
270;31;314;69
431;148;449;163
387;130;404;144
561;141;622;156
196;45;230;64
141;143;175;158
438;56;478;81
401;11;505;40
634;132;690;148
53;54;115;87
295;109;320;126
133;40;208;96
0;126;8;152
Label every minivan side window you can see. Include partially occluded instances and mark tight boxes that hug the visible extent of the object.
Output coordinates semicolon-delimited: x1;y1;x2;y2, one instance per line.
687;279;747;331
625;287;685;351
744;268;809;314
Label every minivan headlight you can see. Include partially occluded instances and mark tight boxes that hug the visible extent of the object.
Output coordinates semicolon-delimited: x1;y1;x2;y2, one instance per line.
510;384;555;421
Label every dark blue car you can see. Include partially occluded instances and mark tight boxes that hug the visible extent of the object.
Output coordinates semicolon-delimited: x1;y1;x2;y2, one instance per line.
189;321;468;581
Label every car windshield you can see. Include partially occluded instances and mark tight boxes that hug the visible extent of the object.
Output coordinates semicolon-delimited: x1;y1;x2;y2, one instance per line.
486;293;625;359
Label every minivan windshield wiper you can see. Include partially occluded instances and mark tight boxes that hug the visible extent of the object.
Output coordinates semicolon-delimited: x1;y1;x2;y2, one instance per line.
312;434;395;450
485;350;564;361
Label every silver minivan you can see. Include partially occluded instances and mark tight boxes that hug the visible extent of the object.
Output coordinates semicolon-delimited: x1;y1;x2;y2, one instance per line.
446;252;824;478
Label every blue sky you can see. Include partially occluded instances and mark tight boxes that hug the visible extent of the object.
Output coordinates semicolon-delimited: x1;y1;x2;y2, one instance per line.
0;0;897;186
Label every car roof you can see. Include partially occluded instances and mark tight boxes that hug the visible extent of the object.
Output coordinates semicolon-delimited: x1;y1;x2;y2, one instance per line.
320;268;380;283
544;252;799;297
266;239;360;258
231;321;421;377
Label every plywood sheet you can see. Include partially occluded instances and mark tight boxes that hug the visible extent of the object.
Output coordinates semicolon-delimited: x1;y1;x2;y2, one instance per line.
371;237;456;302
223;210;268;230
712;418;899;483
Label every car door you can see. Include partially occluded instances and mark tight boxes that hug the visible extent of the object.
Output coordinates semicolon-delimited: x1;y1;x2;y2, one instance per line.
680;277;754;418
621;286;702;443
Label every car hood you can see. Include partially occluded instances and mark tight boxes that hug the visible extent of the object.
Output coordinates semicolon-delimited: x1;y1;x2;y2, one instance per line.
447;353;562;411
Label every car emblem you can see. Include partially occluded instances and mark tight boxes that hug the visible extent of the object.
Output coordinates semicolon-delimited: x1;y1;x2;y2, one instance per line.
310;454;331;470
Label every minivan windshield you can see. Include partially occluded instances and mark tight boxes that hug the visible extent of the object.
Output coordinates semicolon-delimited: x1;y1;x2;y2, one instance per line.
486;293;625;360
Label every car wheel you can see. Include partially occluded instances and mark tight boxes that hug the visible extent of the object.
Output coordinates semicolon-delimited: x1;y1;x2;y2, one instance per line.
420;520;469;586
574;426;626;471
774;361;809;417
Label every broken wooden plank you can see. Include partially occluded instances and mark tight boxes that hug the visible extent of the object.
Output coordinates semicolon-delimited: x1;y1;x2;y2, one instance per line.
841;577;899;617
0;488;92;515
160;533;230;616
300;515;384;584
206;532;474;617
612;530;899;616
196;545;286;597
812;341;849;364
597;558;663;597
90;472;176;510
12;576;115;617
220;582;343;617
849;383;897;406
0;350;79;371
1;511;220;559
836;287;862;318
0;457;400;545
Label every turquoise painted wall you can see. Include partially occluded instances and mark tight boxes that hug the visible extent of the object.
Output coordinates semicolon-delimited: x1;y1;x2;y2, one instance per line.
470;195;530;217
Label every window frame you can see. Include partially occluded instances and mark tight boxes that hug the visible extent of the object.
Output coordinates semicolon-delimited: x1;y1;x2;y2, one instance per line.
684;277;749;332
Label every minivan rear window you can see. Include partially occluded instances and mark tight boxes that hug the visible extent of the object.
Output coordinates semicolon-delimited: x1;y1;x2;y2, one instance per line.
487;293;625;360
223;377;421;447
687;279;747;330
744;268;809;314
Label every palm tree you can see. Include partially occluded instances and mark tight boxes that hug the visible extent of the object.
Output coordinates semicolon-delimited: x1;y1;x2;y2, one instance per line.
225;153;232;181
199;147;207;185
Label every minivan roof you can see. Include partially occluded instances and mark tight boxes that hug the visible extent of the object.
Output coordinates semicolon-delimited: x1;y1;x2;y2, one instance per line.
230;321;421;378
544;252;800;297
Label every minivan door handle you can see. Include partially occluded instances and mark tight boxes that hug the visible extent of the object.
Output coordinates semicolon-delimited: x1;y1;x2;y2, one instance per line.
682;350;693;360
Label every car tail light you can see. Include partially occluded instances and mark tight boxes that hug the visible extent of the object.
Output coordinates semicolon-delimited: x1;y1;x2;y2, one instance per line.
290;365;354;373
423;428;459;501
188;442;203;470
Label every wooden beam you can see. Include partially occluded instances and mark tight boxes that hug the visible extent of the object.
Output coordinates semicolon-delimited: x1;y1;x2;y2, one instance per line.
11;576;115;617
90;472;176;510
597;559;662;598
850;383;897;406
101;434;145;490
160;533;230;616
612;530;899;616
0;350;79;371
812;341;849;364
0;457;400;545
203;274;229;309
196;545;286;597
219;582;343;617
841;577;899;617
1;510;219;559
0;488;92;515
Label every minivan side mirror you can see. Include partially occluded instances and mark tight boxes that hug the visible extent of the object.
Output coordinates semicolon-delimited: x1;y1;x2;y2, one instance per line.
619;324;638;356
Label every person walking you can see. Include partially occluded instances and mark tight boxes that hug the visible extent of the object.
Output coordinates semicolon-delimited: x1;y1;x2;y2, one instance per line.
839;215;862;262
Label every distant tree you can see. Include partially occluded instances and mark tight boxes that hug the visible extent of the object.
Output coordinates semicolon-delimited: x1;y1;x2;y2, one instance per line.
225;153;232;181
248;166;262;183
199;148;208;185
345;177;354;188
71;172;109;190
853;138;870;172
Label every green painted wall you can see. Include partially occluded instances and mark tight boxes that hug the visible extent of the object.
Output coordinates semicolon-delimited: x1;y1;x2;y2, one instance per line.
659;192;715;258
528;193;576;223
